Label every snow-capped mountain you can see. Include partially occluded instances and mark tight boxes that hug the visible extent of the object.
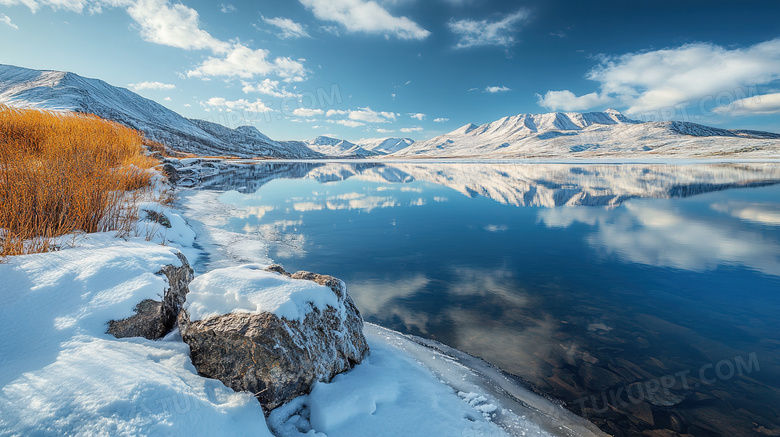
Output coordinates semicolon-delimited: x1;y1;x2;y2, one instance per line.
393;110;780;159
356;137;415;154
298;136;415;157
0;64;321;159
299;136;377;157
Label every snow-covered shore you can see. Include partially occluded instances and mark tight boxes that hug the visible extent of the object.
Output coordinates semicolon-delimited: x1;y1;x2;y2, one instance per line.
0;180;605;437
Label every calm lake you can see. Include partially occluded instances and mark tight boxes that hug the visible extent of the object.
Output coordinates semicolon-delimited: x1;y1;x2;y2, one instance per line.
182;162;780;437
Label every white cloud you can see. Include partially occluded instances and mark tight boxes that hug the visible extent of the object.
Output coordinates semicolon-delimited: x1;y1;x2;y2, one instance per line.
188;44;274;78
273;56;308;82
219;3;235;13
400;126;423;133
293;108;324;117
334;119;364;127
408;112;425;120
320;24;340;35
187;44;306;82
127;81;176;91
299;0;430;40
262;16;310;39
713;92;780;116
484;85;510;93
433;117;449;122
241;79;299;98
539;39;780;115
449;10;529;49
127;0;230;52
327;107;396;123
376;128;394;133
537;90;612;111
163;96;171;101
0;13;19;29
203;97;273;113
351;107;396;123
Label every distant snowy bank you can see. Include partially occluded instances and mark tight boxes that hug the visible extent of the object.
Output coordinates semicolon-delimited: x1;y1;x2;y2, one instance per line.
0;194;604;436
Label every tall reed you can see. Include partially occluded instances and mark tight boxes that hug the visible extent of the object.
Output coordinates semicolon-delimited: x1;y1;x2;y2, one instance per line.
0;105;157;256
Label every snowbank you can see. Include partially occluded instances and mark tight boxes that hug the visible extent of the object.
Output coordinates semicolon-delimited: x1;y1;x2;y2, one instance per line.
0;233;272;436
0;231;563;436
268;324;514;437
185;265;339;323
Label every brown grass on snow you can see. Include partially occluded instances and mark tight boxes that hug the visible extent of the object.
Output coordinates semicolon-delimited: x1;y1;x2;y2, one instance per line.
0;105;157;256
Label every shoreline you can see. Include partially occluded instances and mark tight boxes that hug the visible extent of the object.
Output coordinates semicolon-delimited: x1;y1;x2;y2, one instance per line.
0;173;606;437
172;158;780;437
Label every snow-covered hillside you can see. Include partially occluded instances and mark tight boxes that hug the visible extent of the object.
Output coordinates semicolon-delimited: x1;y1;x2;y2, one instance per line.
393;110;780;159
296;136;414;157
356;137;414;154
0;64;320;159
298;136;378;157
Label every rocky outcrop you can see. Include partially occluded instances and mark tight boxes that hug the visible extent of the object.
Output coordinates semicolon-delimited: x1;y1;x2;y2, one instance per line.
107;252;194;340
178;265;369;412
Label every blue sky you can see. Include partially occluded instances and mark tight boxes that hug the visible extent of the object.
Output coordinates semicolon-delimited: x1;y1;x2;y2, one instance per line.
1;0;779;141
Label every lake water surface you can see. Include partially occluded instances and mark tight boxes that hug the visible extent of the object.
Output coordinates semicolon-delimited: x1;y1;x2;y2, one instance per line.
184;162;780;437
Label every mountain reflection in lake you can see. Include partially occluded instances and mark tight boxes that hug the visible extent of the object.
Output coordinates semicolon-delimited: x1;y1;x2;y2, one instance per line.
181;162;780;437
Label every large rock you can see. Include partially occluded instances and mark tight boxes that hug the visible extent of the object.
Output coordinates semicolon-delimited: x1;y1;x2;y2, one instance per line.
107;252;194;340
178;264;369;412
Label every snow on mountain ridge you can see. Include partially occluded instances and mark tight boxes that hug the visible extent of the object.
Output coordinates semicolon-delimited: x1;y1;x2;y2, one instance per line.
312;135;354;147
302;135;377;157
393;109;780;159
355;137;415;154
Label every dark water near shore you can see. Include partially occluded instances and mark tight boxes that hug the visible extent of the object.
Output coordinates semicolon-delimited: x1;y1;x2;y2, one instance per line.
190;162;780;436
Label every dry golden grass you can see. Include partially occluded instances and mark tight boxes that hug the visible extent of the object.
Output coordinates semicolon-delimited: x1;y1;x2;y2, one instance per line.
0;105;157;256
143;138;197;159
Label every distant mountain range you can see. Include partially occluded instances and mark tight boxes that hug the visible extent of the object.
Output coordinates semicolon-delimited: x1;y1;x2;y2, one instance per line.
291;136;416;157
1;64;778;160
356;137;415;154
394;110;780;159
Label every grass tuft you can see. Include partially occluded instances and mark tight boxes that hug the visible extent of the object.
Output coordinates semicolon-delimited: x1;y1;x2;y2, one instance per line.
0;105;158;256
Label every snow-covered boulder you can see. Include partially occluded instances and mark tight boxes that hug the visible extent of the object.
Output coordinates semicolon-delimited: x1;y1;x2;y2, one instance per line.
178;264;369;412
107;252;194;340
